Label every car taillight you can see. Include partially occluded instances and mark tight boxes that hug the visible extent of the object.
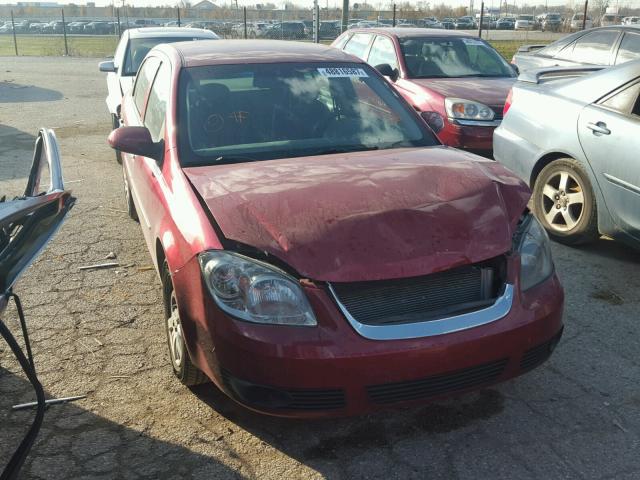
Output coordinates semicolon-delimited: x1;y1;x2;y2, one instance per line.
503;88;513;117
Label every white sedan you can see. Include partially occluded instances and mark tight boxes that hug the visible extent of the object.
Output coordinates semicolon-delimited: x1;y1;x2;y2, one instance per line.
98;27;217;162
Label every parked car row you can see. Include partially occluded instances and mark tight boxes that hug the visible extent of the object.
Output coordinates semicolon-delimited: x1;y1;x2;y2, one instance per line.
96;23;639;419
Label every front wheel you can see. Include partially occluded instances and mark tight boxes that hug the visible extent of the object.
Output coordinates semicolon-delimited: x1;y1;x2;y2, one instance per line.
532;158;599;245
162;262;208;386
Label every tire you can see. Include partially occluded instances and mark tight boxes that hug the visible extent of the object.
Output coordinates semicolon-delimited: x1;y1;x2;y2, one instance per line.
532;158;599;245
162;261;208;386
111;113;122;164
122;163;139;222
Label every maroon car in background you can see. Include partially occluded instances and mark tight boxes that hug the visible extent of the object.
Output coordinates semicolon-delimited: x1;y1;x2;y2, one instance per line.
109;40;563;418
332;28;517;157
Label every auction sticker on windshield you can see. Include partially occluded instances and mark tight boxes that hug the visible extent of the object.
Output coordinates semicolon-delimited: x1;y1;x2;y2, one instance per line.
317;67;369;77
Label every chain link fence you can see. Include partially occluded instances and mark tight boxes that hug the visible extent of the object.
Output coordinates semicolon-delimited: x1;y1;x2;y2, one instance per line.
1;2;635;57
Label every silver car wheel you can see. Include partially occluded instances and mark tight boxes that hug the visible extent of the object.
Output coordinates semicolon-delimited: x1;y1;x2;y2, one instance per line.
541;171;585;232
167;291;184;370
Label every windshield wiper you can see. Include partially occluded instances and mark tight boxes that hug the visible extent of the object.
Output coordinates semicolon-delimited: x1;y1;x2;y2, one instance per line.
455;74;509;78
308;145;380;156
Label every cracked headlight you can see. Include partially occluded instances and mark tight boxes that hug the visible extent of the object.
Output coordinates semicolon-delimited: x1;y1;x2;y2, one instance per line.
198;251;317;326
516;214;554;291
445;97;495;121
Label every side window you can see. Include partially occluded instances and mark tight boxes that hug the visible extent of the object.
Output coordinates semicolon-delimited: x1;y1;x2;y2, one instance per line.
616;32;640;65
145;62;171;143
600;81;640;116
559;30;619;65
344;33;373;60
367;36;399;71
133;57;161;117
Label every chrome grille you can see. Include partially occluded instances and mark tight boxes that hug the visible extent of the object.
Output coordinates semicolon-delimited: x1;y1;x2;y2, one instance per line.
330;257;505;326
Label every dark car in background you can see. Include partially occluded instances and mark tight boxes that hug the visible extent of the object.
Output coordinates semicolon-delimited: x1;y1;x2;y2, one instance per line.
512;26;640;72
83;21;115;35
496;17;516;30
264;21;306;39
455;16;476;29
540;13;563;32
68;21;90;34
334;28;517;155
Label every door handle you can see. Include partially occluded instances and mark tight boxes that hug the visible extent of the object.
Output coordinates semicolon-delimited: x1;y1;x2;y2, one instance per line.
586;121;611;135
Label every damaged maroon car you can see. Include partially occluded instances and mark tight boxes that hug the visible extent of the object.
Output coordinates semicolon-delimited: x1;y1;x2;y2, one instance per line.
109;40;564;417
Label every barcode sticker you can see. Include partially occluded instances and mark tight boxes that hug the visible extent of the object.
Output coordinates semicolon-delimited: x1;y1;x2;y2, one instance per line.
317;67;369;78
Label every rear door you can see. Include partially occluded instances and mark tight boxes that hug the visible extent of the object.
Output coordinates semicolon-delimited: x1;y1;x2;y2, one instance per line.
577;79;640;239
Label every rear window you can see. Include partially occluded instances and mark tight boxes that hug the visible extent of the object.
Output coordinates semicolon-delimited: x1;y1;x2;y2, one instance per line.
536;31;584;57
123;37;210;76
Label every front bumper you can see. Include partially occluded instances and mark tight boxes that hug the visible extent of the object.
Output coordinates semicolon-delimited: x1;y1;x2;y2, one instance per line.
437;120;499;156
173;256;564;418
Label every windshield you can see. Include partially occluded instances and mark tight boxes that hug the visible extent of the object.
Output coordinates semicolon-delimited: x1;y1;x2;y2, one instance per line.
177;62;437;166
518;15;534;20
399;37;515;78
123;37;207;76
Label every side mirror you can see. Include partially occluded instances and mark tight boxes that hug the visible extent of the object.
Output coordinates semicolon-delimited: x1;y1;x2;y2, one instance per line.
99;60;116;73
374;63;398;82
108;126;163;161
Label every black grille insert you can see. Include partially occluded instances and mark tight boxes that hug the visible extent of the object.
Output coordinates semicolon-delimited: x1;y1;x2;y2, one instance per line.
367;358;508;404
221;370;346;411
520;328;563;371
331;257;506;326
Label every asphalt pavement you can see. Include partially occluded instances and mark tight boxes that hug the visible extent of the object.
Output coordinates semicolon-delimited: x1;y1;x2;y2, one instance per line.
0;56;638;480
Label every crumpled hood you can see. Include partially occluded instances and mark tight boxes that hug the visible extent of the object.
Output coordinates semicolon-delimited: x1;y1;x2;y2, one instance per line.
412;77;515;108
184;147;530;282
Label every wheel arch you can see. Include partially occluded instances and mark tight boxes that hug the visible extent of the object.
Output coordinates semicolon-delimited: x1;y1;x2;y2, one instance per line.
155;237;166;275
530;151;575;187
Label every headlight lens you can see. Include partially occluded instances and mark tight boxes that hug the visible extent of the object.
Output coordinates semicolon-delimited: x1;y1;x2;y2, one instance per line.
199;251;317;326
517;215;554;291
445;97;495;121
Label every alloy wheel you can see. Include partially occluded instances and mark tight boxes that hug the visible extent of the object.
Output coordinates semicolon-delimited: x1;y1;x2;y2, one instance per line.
540;170;585;232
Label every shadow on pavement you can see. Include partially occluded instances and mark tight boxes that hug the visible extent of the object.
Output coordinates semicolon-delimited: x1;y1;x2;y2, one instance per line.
191;382;504;472
0;367;241;479
0;81;63;104
0;124;36;187
578;236;640;263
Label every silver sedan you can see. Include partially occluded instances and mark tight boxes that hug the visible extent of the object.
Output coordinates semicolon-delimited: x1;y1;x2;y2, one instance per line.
493;61;640;247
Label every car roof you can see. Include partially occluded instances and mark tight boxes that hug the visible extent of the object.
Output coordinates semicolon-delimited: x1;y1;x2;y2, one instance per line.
163;40;361;67
347;27;473;38
127;27;216;39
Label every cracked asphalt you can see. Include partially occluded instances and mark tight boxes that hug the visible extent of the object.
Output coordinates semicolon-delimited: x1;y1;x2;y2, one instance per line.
1;56;639;480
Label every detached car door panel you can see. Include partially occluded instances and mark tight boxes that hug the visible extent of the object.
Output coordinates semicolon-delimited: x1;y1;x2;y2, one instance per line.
577;80;640;238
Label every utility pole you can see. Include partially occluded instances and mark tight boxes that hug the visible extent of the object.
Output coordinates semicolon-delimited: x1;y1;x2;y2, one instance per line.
341;0;348;32
582;0;588;29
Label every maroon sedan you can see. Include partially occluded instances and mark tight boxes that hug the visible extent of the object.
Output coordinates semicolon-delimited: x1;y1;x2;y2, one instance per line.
109;40;563;417
332;28;517;156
